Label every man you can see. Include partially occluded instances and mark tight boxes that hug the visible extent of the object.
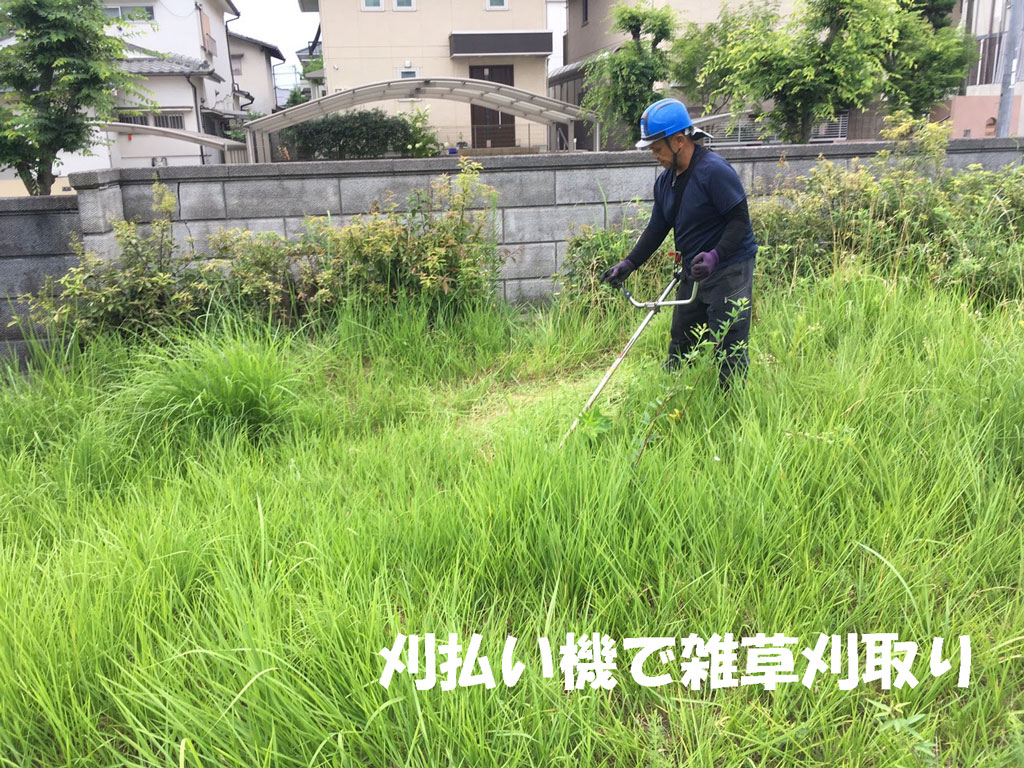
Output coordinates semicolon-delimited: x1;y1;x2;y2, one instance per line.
600;98;757;387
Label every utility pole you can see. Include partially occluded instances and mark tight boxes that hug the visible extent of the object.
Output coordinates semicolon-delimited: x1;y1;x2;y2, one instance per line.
997;0;1024;137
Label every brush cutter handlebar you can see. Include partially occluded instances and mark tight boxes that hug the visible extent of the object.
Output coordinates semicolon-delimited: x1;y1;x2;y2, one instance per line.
620;272;699;309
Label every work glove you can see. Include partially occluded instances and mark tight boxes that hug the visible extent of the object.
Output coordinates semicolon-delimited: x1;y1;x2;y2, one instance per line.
600;258;635;288
690;249;719;281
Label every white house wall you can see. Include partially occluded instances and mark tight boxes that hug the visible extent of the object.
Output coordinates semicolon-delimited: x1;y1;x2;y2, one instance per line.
230;37;278;115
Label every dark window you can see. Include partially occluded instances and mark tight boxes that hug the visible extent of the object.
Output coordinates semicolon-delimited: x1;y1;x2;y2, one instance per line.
117;112;148;125
154;113;185;130
583;0;588;25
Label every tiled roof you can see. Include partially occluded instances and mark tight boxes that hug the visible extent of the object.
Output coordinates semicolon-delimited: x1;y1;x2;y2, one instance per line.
120;43;213;77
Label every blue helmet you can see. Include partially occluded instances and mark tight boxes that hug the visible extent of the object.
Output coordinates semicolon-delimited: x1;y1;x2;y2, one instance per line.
636;98;710;149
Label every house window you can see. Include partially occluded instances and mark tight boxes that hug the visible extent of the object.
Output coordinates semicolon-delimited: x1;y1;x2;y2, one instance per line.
395;0;415;8
231;54;243;75
362;0;383;9
582;0;588;24
103;5;155;19
117;112;149;126
153;113;185;130
486;0;508;9
398;68;419;79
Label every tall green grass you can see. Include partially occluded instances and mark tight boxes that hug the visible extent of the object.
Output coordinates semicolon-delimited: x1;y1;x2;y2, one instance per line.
0;270;1021;766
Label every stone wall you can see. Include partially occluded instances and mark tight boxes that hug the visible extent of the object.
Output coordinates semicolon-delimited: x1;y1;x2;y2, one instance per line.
1;137;1022;360
0;195;80;362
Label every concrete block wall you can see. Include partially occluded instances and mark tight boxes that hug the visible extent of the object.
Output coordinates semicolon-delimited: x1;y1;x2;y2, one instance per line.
65;137;1024;303
1;136;1022;362
0;195;81;362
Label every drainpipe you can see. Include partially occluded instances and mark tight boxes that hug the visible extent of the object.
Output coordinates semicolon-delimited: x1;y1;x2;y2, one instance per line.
225;10;242;113
186;73;206;164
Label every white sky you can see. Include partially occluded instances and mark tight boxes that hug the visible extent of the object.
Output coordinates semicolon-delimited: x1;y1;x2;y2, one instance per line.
230;0;319;82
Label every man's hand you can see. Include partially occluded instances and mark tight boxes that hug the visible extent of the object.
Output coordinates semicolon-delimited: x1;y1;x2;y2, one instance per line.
600;259;635;288
690;249;719;281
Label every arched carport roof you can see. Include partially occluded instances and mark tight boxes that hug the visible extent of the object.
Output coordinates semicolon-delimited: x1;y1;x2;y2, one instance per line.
243;77;601;162
102;122;248;163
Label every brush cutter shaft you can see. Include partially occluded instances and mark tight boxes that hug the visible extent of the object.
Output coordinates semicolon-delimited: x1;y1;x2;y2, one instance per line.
560;277;699;445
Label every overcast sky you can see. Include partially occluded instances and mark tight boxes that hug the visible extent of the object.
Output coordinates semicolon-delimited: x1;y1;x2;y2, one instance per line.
231;0;319;83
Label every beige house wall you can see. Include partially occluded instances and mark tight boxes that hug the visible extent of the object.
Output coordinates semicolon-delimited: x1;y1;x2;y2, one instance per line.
317;0;553;148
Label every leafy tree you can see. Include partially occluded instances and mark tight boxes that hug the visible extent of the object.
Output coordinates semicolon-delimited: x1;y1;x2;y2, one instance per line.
883;1;974;116
286;87;310;107
670;6;774;118
0;0;147;195
700;0;901;144
581;1;677;145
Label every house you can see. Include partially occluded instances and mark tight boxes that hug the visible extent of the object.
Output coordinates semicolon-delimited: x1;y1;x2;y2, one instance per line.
297;0;556;149
1;0;282;195
950;0;1024;138
228;32;286;116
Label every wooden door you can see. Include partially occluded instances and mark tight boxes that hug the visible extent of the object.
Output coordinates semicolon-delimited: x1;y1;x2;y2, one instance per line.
469;65;516;148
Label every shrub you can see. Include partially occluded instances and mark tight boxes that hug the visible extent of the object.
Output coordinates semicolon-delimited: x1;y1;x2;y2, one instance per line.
212;157;501;320
557;203;677;311
19;159;500;340
279;108;415;160
751;114;1024;301
24;183;218;338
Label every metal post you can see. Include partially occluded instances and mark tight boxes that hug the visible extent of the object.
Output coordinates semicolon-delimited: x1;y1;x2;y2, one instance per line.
997;0;1024;137
259;131;272;164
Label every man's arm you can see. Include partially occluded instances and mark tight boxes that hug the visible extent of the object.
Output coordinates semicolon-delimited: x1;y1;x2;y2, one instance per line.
713;198;750;261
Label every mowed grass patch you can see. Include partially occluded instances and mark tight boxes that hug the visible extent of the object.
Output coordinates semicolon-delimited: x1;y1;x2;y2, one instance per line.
0;273;1021;767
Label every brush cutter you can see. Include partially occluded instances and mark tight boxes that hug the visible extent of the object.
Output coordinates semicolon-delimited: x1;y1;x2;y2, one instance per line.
560;251;699;446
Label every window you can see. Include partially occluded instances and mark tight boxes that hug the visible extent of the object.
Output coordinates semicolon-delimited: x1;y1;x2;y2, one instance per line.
231;55;243;75
486;0;508;9
582;0;588;24
394;0;415;8
117;112;148;126
153;113;185;130
103;5;154;19
398;68;419;78
361;0;383;9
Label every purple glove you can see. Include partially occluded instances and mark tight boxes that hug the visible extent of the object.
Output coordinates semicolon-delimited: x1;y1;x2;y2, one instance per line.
690;249;719;281
600;258;635;287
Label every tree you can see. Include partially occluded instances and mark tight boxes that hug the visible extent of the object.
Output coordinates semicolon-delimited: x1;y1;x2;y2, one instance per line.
691;0;973;143
883;0;974;116
0;0;147;195
670;6;775;118
581;1;677;145
700;0;901;144
285;87;310;107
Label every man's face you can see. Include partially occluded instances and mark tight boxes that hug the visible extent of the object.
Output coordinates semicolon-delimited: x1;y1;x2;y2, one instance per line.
650;135;685;169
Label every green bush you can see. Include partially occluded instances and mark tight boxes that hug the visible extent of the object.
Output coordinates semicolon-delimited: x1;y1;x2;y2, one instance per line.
752;114;1024;301
557;204;677;311
20;159;501;339
279;108;441;161
25;183;218;337
562;116;1024;306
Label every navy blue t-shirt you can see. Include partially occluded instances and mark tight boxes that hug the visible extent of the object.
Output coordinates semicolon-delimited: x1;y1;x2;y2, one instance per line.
630;148;757;270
